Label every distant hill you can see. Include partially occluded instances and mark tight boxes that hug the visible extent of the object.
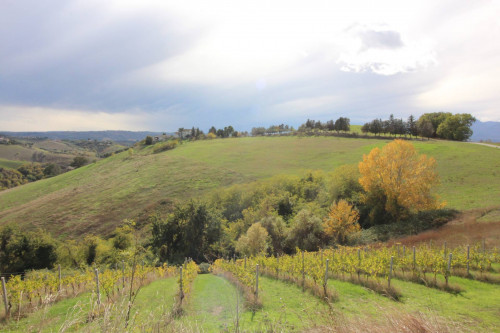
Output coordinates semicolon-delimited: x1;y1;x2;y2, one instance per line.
0;130;168;143
471;121;500;142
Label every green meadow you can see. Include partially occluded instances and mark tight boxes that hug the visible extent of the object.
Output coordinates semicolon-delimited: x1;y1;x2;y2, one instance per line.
0;136;499;237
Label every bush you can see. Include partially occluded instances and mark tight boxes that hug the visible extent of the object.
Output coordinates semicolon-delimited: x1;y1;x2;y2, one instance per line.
0;226;58;272
153;140;178;153
70;156;88;168
198;263;211;274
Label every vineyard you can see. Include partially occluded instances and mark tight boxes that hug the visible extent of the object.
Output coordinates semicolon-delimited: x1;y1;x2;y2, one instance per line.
1;242;499;332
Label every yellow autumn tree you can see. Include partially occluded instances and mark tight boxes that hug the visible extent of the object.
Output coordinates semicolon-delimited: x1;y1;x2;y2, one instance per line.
323;199;360;244
358;139;444;222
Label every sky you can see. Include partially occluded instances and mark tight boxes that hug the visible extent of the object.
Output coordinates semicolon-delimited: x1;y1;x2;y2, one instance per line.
1;0;500;132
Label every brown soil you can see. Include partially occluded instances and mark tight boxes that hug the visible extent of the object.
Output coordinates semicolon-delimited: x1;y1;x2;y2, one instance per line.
388;206;500;248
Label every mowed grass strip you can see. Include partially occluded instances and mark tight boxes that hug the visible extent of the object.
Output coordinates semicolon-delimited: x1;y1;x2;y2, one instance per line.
326;274;500;332
180;274;242;332
1;136;499;237
1;278;178;333
1;292;94;333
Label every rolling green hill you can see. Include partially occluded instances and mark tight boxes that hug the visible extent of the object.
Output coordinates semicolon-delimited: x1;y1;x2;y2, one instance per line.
0;136;499;238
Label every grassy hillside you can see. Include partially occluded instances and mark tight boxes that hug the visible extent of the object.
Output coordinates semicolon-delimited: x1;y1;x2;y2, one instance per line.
0;136;499;237
0;143;86;165
0;158;24;169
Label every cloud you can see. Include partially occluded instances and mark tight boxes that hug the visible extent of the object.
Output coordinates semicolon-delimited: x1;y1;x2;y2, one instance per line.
336;24;437;75
1;0;500;131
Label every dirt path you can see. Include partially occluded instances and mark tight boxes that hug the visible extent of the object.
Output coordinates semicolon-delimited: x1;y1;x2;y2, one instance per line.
470;142;500;149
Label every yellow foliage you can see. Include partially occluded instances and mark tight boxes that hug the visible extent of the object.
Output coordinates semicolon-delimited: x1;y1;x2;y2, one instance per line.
358;140;444;220
323;199;360;244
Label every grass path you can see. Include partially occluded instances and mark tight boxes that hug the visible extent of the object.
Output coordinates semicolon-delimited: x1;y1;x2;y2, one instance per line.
181;274;241;332
1;292;94;332
326;275;500;332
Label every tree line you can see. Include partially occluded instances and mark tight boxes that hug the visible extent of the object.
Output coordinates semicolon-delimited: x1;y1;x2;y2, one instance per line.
0;163;62;191
361;112;476;141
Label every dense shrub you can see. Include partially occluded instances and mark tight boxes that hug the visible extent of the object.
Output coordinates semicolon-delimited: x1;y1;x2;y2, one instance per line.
153;140;178;153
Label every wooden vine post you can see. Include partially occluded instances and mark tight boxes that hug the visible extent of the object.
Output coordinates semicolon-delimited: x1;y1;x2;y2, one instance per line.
94;268;101;306
122;260;126;291
301;251;305;291
388;256;394;288
446;253;452;287
58;264;62;292
323;259;329;296
412;246;416;270
357;249;361;280
244;256;247;269
1;277;9;318
255;264;259;299
179;266;184;304
466;245;470;276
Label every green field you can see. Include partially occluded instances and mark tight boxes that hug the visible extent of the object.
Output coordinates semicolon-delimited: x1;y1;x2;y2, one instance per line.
0;158;24;169
3;273;499;332
0;136;499;237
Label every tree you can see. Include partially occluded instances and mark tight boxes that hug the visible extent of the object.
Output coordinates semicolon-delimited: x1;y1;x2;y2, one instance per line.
0;226;58;272
323;200;360;244
71;156;88;168
259;216;287;255
407;115;418;138
178;128;185;140
151;201;222;263
417;120;433;140
236;222;269;256
417;112;452;137
43;163;61;177
358;140;443;222
436;113;476;141
251;127;266;136
145;136;153;145
330;164;363;202
286;209;324;251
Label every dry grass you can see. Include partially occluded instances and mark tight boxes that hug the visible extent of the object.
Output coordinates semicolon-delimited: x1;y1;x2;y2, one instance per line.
305;306;469;333
389;207;500;248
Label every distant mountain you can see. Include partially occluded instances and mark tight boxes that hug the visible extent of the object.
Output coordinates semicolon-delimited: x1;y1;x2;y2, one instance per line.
0;130;169;143
470;121;500;142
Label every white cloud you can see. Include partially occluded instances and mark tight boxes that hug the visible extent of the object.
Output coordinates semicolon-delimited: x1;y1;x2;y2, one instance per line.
336;24;437;75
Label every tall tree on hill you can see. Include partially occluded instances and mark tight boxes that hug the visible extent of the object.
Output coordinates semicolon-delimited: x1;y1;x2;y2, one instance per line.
209;126;216;134
326;120;335;131
418;120;434;140
407;115;418;138
178;127;185;140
